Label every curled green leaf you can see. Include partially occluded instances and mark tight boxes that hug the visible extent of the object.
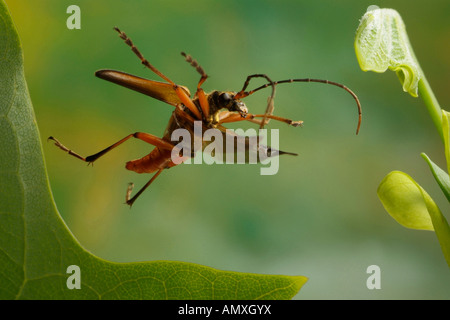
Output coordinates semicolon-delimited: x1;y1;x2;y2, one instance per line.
378;171;450;267
355;7;421;97
377;171;434;231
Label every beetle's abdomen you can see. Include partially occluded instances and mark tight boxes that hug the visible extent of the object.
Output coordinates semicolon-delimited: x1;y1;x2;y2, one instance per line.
125;147;176;173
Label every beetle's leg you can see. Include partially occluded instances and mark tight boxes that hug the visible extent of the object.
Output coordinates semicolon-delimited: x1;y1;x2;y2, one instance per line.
114;27;202;119
125;168;164;207
48;132;174;165
196;88;210;119
47;137;87;162
181;52;210;119
217;111;303;127
217;111;267;125
173;86;202;119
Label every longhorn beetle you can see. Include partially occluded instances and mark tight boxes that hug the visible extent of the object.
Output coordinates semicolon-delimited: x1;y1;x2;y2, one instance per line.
49;27;362;207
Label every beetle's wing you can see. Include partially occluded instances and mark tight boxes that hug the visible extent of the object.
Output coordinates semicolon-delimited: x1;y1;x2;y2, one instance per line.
95;69;190;107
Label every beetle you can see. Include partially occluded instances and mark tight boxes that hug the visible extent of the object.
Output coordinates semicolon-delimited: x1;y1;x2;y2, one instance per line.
49;27;361;206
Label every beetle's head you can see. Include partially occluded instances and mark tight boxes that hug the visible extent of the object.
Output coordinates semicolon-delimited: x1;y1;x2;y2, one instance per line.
217;91;248;118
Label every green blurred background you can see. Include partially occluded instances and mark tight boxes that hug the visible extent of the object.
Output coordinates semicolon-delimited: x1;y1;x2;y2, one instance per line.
5;0;450;299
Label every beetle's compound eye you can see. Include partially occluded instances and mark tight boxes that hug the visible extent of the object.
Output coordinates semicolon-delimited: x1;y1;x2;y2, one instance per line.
219;92;232;103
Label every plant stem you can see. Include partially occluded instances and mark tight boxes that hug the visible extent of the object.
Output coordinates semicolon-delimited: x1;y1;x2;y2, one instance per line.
418;75;443;142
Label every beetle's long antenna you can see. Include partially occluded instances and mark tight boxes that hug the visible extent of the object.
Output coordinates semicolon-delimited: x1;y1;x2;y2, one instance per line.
181;52;207;79
237;78;362;135
181;52;208;88
114;27;175;85
234;74;276;129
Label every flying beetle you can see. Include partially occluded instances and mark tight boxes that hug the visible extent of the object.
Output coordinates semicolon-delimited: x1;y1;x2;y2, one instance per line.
49;27;362;207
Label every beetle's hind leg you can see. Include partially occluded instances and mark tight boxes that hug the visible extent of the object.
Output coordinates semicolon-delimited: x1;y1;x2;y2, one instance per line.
125;168;164;207
48;136;89;162
48;132;174;165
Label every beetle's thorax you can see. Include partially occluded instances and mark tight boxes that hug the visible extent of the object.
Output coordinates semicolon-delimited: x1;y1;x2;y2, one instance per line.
201;90;248;126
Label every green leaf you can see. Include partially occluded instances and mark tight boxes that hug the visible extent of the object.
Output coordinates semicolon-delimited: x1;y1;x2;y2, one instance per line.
421;153;450;202
423;110;450;201
378;171;450;267
442;110;450;174
377;171;434;230
0;1;307;300
354;7;421;97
